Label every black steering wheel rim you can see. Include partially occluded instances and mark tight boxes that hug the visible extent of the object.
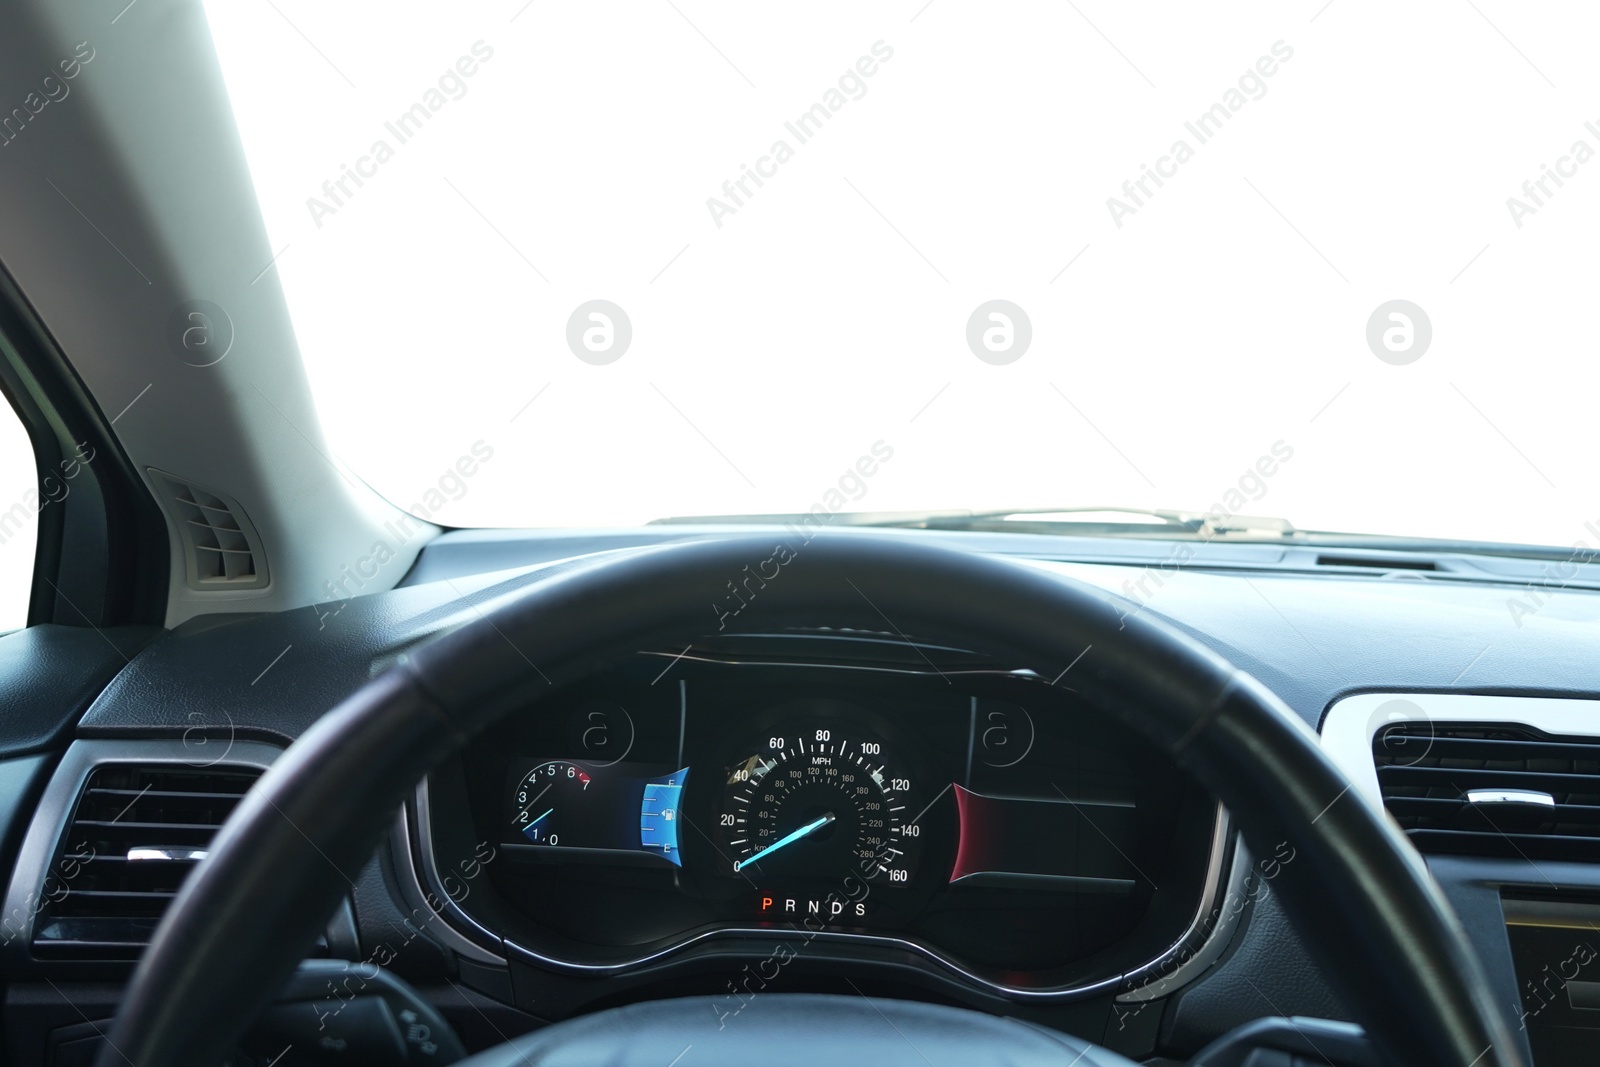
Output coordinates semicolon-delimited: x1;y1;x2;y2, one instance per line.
99;534;1525;1067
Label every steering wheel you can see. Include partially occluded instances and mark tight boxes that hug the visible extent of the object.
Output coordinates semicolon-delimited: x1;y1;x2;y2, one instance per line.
98;536;1524;1067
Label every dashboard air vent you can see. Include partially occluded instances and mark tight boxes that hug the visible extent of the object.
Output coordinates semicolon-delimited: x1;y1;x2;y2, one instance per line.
148;469;270;590
32;763;261;958
1375;723;1600;862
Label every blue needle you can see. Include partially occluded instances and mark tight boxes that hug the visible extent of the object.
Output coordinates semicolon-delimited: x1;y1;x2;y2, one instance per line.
734;812;834;871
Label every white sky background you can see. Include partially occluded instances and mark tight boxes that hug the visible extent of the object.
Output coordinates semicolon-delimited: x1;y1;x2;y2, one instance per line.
201;1;1599;548
0;408;37;632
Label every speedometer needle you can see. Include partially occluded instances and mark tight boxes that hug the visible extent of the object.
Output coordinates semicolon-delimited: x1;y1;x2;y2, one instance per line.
734;812;835;871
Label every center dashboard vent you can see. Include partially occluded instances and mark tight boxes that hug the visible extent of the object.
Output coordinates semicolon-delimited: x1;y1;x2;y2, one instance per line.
1375;722;1600;862
32;763;262;958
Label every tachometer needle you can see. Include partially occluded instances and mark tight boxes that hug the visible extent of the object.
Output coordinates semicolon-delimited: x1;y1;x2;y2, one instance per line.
734;812;834;871
520;808;555;844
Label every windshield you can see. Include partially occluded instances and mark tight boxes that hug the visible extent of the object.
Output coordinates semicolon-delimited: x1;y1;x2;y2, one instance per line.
202;3;1593;550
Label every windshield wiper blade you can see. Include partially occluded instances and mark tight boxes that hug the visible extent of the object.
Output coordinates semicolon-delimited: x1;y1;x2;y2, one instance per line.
923;506;1201;529
650;506;1298;538
647;508;1594;561
896;507;1297;538
648;509;972;527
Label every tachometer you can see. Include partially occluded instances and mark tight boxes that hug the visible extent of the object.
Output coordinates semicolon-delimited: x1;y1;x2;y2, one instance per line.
512;760;592;846
719;728;921;883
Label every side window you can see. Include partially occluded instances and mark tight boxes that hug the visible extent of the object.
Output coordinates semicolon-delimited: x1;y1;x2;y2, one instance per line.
0;406;37;632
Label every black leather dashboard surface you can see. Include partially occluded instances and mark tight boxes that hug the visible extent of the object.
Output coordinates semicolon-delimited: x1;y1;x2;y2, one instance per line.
74;529;1600;743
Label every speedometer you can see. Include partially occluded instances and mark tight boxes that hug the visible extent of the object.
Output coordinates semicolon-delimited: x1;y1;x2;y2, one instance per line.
719;727;921;883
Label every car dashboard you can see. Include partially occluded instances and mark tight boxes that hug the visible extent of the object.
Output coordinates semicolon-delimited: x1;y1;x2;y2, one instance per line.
4;526;1600;1064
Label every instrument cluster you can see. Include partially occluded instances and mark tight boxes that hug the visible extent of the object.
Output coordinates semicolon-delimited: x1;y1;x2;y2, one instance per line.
430;637;1223;997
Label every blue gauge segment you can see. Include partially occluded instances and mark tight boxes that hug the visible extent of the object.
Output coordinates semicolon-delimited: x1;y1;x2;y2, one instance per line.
639;768;689;866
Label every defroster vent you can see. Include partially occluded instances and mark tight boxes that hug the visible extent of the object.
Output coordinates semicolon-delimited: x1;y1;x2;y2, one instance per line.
149;469;270;590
